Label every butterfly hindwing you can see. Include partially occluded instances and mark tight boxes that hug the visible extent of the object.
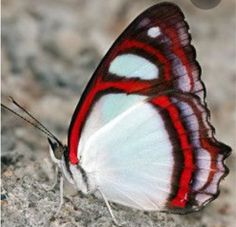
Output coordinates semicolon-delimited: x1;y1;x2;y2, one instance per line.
149;93;230;212
77;92;230;212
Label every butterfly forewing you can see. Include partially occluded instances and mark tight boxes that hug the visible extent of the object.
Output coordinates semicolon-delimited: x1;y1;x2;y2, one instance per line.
68;3;204;165
68;2;231;213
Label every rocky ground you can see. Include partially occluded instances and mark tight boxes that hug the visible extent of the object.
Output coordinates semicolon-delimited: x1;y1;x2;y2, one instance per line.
1;0;236;226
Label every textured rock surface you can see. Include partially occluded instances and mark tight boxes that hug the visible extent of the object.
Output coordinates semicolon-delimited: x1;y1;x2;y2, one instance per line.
1;0;236;226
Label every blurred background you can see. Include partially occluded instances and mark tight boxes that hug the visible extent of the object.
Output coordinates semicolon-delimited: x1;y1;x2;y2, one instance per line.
1;0;236;226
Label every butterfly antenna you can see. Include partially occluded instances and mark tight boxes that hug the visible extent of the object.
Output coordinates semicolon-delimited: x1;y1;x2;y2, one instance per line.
1;97;62;145
8;97;61;144
1;103;52;138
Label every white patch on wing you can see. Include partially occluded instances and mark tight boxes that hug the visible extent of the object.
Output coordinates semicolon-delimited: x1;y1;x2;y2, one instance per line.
109;54;159;79
147;26;161;38
80;101;174;210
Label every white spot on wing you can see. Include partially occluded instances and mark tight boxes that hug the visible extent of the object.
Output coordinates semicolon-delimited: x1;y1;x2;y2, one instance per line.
109;54;159;79
147;26;161;38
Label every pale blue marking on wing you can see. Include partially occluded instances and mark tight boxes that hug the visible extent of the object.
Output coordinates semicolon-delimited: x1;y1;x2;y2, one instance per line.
109;54;159;79
101;94;146;123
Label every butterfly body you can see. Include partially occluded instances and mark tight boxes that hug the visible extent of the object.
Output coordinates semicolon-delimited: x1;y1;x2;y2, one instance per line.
46;2;231;218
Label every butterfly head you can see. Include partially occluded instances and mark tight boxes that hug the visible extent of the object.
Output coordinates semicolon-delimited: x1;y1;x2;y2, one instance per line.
48;137;66;163
48;137;75;185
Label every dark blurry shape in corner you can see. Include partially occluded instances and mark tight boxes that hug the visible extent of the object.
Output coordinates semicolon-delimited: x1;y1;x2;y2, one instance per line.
191;0;221;10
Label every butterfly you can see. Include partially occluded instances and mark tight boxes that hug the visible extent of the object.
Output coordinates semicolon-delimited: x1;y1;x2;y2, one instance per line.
2;2;231;225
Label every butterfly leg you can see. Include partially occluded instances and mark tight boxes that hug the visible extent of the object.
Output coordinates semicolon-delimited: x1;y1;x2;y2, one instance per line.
99;189;124;226
55;175;64;216
43;165;59;191
48;174;64;225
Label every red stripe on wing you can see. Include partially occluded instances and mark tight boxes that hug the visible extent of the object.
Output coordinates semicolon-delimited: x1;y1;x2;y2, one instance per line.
151;96;195;208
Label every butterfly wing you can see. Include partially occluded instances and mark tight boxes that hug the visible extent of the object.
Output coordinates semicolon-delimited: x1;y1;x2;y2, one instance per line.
68;3;231;213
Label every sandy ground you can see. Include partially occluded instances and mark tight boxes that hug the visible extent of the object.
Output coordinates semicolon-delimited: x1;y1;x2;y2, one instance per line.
1;0;236;226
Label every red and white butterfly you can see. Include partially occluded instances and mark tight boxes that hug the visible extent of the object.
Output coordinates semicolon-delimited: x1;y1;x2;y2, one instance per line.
3;2;231;224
